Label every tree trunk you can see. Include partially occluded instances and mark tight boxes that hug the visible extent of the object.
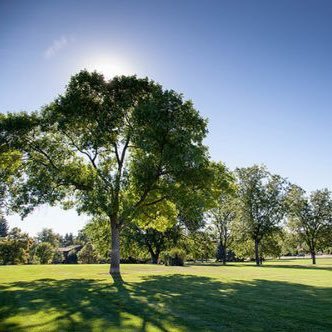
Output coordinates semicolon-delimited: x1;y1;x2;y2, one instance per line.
151;252;159;264
310;249;316;265
147;243;159;264
254;239;260;266
222;245;227;265
109;220;121;277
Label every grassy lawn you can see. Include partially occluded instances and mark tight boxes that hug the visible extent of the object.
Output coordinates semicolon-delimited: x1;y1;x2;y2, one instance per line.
0;259;331;331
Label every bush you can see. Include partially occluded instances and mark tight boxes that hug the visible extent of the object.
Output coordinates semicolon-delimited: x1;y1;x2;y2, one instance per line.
35;242;55;264
52;251;64;264
162;248;186;266
66;251;78;264
0;240;28;265
77;243;99;264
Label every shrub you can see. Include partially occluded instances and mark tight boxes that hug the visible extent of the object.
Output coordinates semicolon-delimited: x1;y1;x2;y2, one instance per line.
66;251;78;264
78;243;99;264
162;248;186;266
52;251;64;264
0;237;32;265
35;242;55;264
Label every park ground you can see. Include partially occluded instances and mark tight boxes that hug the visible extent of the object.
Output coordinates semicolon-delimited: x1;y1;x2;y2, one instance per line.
0;259;331;331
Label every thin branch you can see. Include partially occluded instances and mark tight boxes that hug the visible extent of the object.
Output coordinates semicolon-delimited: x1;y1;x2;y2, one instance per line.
142;196;168;207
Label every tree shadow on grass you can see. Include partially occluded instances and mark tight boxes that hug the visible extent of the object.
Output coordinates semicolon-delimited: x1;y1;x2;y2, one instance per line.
262;264;332;272
0;274;331;331
187;261;332;272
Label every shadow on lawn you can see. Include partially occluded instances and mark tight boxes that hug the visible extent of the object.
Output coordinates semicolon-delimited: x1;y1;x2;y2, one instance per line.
0;274;331;331
187;261;332;272
261;264;332;272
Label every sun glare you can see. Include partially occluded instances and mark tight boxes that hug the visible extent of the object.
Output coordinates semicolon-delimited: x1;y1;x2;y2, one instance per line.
81;55;136;78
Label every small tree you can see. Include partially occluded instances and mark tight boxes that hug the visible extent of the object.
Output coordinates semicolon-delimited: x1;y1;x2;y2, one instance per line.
36;228;60;247
35;242;55;264
287;186;332;264
61;233;75;247
182;230;215;262
207;162;237;265
130;225;181;264
235;165;288;266
0;227;32;264
78;243;99;264
162;248;186;266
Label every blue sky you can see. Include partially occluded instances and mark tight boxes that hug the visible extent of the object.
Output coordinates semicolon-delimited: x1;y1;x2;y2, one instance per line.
1;0;332;235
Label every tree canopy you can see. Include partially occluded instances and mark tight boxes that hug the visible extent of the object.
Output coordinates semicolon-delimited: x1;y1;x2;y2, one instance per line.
287;186;332;264
1;70;210;276
235;165;288;265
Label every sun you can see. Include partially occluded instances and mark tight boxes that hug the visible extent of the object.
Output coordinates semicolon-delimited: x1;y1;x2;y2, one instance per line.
81;55;136;79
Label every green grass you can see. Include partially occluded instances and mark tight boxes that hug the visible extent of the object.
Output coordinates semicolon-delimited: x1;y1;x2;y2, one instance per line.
0;259;332;331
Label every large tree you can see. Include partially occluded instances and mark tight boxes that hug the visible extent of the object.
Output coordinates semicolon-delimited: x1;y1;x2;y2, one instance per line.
235;165;288;266
287;186;332;264
1;71;209;277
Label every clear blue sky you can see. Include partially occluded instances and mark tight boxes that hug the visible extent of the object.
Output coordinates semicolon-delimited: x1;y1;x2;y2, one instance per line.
1;0;332;235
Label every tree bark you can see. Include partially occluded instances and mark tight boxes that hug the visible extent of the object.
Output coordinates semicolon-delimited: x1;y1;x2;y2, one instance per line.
109;220;121;277
254;239;260;266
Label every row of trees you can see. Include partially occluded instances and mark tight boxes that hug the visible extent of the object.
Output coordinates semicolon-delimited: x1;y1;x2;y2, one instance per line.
83;164;332;266
1;164;331;266
209;165;332;265
1;71;331;276
0;223;84;265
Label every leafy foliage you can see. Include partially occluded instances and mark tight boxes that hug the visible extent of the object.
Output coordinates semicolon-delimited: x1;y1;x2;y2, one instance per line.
287;186;332;264
35;242;55;264
208;162;237;264
0;227;32;265
78;243;100;264
1;71;210;275
36;228;60;247
0;213;8;237
161;248;186;266
235;165;288;265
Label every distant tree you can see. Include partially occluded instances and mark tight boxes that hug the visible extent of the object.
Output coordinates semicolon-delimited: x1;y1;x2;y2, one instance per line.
66;251;78;264
61;233;75;247
278;228;305;256
129;224;181;264
208;162;237;265
75;229;89;246
0;227;32;264
36;228;60;248
83;218;111;260
2;71;210;277
127;197;181;264
182;230;215;262
162;248;186;266
235;165;288;266
52;251;64;264
211;196;237;265
83;215;180;264
231;233;282;261
78;243;99;264
0;213;8;237
287;186;332;264
35;242;55;264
